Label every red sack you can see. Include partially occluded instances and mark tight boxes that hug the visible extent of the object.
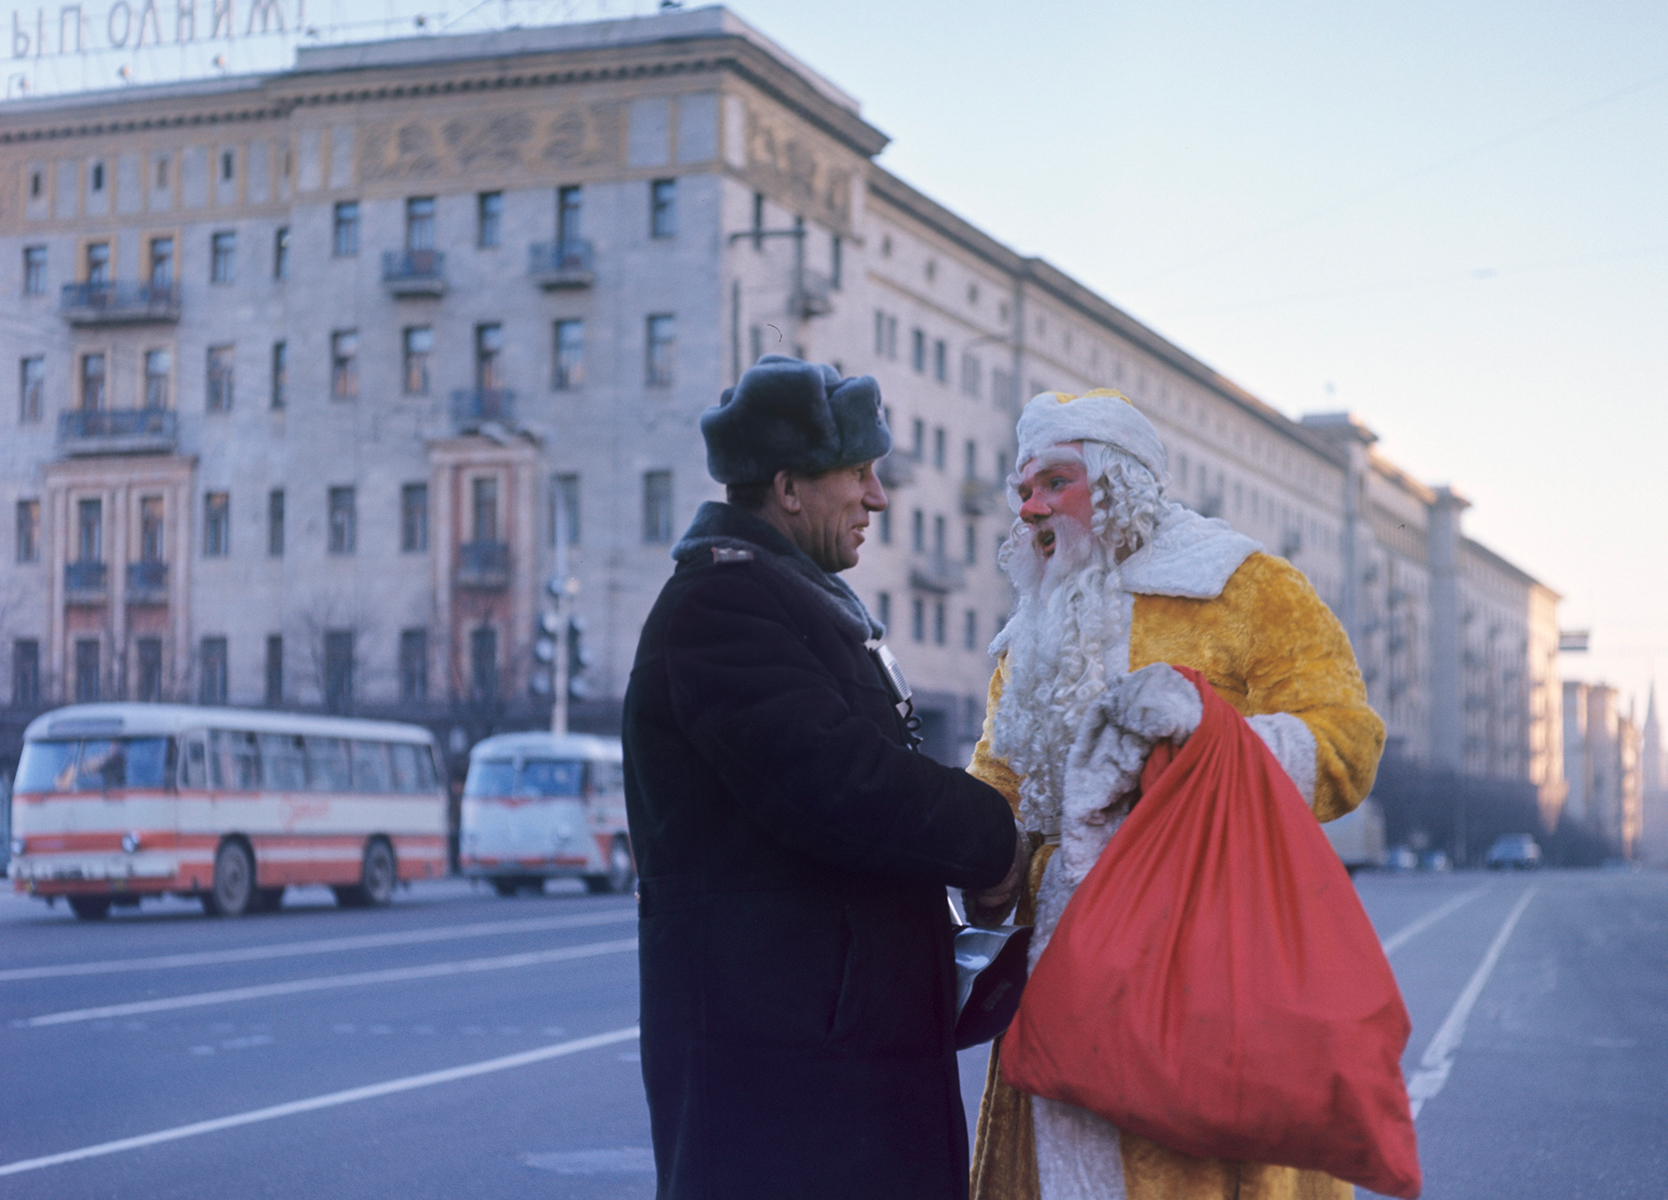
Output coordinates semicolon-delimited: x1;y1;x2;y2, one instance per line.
1001;666;1421;1198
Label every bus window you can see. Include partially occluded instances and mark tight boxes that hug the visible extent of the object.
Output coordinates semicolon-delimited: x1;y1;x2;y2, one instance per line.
209;730;259;790
306;737;351;792
123;738;170;788
351;741;392;793
15;740;80;792
181;734;208;790
260;734;308;790
593;760;625;795
465;759;515;796
418;745;440;792
518;759;582;798
389;742;423;793
76;740;127;791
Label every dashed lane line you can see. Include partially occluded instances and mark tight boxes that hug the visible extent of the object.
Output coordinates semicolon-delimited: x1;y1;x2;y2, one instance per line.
1405;886;1537;1118
0;1026;640;1178
0;907;636;983
16;937;638;1027
1379;883;1493;955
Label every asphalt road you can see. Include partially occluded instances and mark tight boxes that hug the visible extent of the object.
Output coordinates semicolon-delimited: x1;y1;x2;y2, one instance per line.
2;868;1665;1199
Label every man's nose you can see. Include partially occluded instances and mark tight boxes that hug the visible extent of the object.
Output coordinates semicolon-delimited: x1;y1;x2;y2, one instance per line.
864;476;888;511
1019;493;1049;522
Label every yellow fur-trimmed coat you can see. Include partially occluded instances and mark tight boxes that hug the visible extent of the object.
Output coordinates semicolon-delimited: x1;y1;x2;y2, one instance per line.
968;518;1385;1200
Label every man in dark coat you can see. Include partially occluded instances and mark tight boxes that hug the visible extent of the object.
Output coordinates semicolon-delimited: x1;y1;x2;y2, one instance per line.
624;355;1025;1200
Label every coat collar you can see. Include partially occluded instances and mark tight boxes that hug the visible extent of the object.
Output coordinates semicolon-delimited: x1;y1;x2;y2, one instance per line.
1117;504;1262;600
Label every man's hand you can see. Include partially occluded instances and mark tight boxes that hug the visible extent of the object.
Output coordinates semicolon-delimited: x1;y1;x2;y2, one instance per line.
964;825;1031;927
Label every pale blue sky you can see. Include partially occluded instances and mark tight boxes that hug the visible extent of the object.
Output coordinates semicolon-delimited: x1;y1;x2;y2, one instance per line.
24;0;1663;708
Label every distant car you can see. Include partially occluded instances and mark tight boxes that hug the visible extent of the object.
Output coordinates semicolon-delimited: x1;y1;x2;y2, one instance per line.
1419;850;1451;872
1384;845;1418;871
1486;833;1542;870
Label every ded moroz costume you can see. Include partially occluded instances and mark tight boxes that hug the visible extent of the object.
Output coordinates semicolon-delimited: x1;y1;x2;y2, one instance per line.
624;356;1020;1200
968;390;1387;1200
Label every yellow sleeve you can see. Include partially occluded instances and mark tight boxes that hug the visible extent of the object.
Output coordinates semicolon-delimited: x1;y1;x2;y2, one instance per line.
968;660;1022;818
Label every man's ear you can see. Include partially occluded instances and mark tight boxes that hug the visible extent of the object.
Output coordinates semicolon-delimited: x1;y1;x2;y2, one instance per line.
773;469;803;515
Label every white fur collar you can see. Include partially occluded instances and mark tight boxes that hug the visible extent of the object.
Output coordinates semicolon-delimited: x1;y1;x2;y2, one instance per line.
1116;504;1261;600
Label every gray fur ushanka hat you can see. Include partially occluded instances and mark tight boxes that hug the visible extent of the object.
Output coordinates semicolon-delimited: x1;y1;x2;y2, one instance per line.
700;354;893;485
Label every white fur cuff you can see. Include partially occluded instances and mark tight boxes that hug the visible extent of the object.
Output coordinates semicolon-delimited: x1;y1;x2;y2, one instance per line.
1102;663;1203;744
1247;712;1318;806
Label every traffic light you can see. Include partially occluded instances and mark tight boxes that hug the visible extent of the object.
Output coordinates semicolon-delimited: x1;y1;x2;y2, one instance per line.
530;611;560;697
565;614;592;701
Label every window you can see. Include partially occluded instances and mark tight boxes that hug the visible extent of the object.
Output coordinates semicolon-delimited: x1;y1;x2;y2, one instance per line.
81;353;106;411
199;637;228;705
331;330;358;399
155;156;169;189
86;241;110;285
220;150;234;182
15;499;40;563
324;630;354;713
933;601;946;646
401;483;429;552
405;196;435;252
400;629;428;701
911;329;926;373
333;202;359;256
13;639;40;705
751;192;764;249
831;235;842;289
475;324;503;391
149;237;174;287
552;474;579;546
470;626;498;701
23;246;46;295
203;492;230;557
961;353;982;399
964;609;978;651
557;185;582;247
876;592;891;631
20;356;43;423
267;489;284;556
471;476;499;543
912;508;925;554
144;349;170;409
477;191;502;248
139;496;164;561
642;470;673;544
328;486;355;554
933;514;946;558
270;341;286;410
403;327;432;394
265;635;283;707
273;227;290;279
965;523;977;566
878;507;892;545
964;440;979;481
650;178;676;238
210;231;235;284
137;638;163;703
911;597;925;643
206;345;234;413
933;427;946;470
75;639;100;703
553;319;583;390
646;314;675;386
912;418;925;459
933;339;947;383
77;498;102;562
91;161;106;191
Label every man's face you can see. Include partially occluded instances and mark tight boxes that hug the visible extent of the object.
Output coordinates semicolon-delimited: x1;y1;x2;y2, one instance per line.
1015;445;1094;559
786;460;888;573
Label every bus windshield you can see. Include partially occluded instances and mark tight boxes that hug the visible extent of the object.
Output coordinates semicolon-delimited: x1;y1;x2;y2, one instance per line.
16;738;171;792
464;758;584;798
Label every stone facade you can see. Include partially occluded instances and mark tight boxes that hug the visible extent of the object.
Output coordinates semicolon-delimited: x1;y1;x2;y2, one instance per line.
0;7;1561;802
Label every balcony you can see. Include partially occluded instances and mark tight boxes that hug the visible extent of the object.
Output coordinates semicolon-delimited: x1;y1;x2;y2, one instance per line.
65;560;108;603
449;389;516;433
910;555;967;595
126;560;169;604
382;249;446;298
876;452;917;489
455;541;510;590
793;270;834;319
58;408;178;456
60;281;180;325
959;479;1006;518
528;240;595;290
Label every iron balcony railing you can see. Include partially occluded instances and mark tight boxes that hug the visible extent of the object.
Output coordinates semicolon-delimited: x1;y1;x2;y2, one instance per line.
58;407;178;455
449;388;516;431
528;239;595;289
909;555;967;595
381;249;446;297
455;541;511;590
126;560;168;602
65;560;108;598
60;281;180;324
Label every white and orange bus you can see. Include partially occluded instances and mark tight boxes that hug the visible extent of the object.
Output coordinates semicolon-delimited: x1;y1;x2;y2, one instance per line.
458;731;634;896
8;703;449;920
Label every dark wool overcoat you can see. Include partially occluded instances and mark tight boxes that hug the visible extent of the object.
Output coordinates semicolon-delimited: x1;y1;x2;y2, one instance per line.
623;502;1017;1200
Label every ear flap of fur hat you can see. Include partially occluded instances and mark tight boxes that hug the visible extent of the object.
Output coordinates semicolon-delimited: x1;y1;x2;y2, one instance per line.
701;354;893;485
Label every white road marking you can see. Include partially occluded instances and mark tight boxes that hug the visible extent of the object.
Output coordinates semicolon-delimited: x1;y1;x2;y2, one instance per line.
1405;886;1537;1118
0;1026;640;1178
18;937;638;1027
0;908;636;983
1379;883;1493;955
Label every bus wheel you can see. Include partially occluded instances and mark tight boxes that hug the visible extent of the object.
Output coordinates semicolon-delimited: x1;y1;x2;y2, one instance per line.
338;839;397;909
585;837;636;895
203;841;255;917
492;878;521;898
69;896;113;920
